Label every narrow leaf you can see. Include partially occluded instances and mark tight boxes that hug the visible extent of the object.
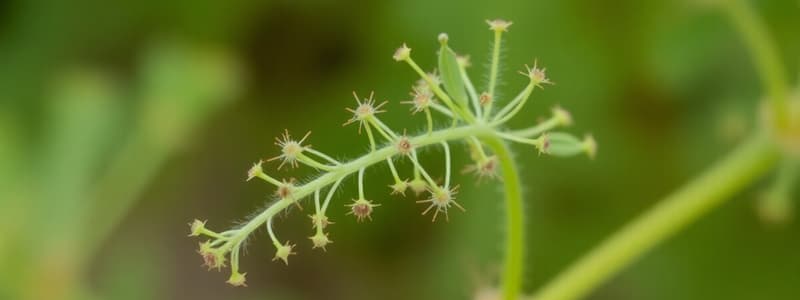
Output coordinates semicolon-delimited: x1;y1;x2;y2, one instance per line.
438;33;469;107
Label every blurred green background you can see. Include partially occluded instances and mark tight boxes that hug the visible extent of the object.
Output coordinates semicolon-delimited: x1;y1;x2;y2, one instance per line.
1;0;798;299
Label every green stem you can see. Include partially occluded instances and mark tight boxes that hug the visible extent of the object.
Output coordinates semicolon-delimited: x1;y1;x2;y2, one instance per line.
724;0;790;131
483;136;525;300
534;133;779;300
226;124;497;250
484;30;504;120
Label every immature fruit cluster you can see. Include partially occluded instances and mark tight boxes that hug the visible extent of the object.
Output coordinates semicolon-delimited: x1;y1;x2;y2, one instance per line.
189;19;596;287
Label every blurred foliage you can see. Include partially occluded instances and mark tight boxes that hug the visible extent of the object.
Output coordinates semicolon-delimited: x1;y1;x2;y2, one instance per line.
0;0;798;300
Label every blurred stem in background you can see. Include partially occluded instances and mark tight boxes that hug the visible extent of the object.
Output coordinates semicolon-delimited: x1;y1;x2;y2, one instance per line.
534;134;780;300
0;41;240;300
725;0;791;132
533;1;795;299
84;42;240;254
757;158;799;224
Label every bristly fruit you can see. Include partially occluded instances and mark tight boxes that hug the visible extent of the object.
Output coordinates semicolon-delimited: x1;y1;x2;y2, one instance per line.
347;198;379;222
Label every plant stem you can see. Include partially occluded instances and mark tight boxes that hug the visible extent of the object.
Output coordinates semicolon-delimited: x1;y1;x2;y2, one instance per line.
227;124;497;249
724;0;790;131
483;136;525;300
484;30;504;120
534;133;779;300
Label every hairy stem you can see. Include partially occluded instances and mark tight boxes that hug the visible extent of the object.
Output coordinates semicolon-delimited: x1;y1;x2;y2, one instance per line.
534;133;779;300
227;124;496;248
483;136;525;300
484;30;504;120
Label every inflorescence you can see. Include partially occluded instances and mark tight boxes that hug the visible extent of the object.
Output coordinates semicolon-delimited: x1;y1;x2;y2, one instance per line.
190;19;597;287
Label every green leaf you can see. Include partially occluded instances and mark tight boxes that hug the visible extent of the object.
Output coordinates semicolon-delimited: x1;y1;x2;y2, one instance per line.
437;34;469;108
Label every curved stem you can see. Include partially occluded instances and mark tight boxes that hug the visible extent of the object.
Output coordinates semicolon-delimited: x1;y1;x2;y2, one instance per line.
483;136;525;300
534;133;779;300
724;0;790;131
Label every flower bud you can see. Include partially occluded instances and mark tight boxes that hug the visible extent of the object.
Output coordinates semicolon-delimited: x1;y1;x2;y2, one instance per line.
456;55;471;68
393;44;411;61
197;241;226;271
479;92;492;106
188;219;206;237
246;160;263;181
408;178;428;195
396;136;413;155
552;106;573;127
438;33;449;44
390;180;409;195
310;213;332;229
583;134;597;160
486;19;513;32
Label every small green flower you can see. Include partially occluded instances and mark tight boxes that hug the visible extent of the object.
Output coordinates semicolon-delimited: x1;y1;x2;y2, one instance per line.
246;160;263;181
197;242;226;271
392;44;411;61
227;271;247;287
188;219;206;237
309;232;333;251
408;178;428;196
273;241;296;265
390;179;409;195
417;185;464;222
268;130;310;169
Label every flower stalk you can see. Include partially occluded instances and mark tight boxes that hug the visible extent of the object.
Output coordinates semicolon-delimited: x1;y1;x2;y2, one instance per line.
190;20;592;298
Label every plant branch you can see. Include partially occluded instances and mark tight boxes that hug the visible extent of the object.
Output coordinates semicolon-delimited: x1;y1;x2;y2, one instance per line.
225;124;496;249
483;136;525;300
724;0;791;131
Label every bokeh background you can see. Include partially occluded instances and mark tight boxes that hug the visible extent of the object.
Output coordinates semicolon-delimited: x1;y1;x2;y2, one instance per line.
1;0;798;299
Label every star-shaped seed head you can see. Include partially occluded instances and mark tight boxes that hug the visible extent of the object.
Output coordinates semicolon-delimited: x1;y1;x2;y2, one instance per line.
463;156;499;182
276;178;297;199
344;91;387;132
347;198;380;222
416;185;465;222
309;213;333;230
268;130;310;169
273;241;296;265
310;232;333;250
520;60;553;87
403;87;434;114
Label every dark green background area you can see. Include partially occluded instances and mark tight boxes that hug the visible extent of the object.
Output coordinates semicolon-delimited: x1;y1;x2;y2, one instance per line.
1;0;798;299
